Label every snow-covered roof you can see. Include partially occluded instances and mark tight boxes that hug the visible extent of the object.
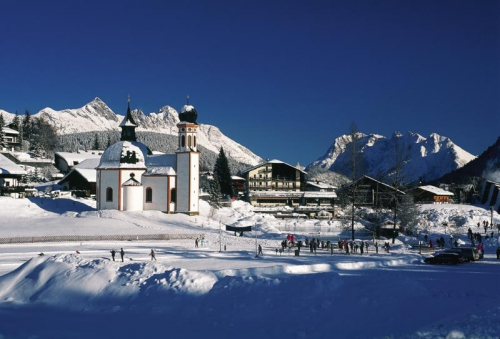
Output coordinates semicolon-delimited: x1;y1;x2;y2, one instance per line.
74;168;97;182
415;185;454;196
2;127;19;135
306;181;336;189
97;141;150;169
241;159;307;175
55;151;102;165
231;176;245;181
303;191;337;198
0;153;27;175
74;158;100;169
143;167;176;176
122;175;142;186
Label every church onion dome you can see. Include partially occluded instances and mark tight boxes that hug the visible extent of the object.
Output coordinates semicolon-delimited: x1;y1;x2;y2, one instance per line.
179;105;198;124
97;141;151;169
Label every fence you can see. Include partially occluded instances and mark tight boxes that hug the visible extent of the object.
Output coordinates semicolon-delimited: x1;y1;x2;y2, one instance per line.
0;233;200;245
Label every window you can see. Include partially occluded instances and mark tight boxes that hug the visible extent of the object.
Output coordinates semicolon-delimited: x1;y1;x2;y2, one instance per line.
171;188;177;203
181;135;185;147
193;136;196;147
106;187;113;202
146;187;153;203
188;135;192;147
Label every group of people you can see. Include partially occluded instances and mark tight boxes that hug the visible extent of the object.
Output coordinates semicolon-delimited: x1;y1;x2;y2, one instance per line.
109;248;156;261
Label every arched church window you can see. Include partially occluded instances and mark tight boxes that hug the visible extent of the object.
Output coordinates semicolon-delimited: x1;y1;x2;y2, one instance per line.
171;188;177;203
106;187;113;202
188;135;192;148
146;187;153;203
181;135;185;148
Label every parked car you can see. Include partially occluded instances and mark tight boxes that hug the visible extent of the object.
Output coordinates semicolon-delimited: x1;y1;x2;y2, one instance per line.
448;247;481;261
424;252;465;265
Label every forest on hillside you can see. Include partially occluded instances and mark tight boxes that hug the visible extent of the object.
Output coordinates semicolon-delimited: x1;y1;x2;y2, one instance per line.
57;131;251;174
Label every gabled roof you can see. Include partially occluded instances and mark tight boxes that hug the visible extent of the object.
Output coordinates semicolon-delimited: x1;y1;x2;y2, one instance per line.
2;127;19;135
55;151;102;165
240;159;307;175
306;181;336;189
345;175;406;195
412;185;454;196
0;153;27;175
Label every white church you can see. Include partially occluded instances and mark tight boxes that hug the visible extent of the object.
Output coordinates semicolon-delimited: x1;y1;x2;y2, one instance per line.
96;99;199;215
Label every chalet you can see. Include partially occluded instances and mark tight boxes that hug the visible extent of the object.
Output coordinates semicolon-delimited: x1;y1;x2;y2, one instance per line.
231;175;246;198
305;180;336;192
408;185;454;204
240;159;307;206
0;153;27;194
340;175;405;208
54;151;103;174
1;126;21;152
58;158;99;197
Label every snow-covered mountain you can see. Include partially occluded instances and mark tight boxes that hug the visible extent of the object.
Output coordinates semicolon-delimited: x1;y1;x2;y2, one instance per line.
306;131;476;184
1;98;262;166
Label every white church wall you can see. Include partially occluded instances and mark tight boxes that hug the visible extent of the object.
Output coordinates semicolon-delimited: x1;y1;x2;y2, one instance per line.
142;175;172;212
98;170;119;210
176;153;199;215
123;185;143;211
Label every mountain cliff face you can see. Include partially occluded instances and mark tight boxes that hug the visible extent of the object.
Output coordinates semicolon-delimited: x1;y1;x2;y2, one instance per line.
306;131;476;184
1;98;262;167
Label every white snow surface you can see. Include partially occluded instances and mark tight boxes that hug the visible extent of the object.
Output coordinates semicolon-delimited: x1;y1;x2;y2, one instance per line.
0;197;499;339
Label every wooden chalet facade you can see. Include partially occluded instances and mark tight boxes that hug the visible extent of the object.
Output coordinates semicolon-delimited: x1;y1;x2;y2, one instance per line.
408;185;454;204
340;175;405;208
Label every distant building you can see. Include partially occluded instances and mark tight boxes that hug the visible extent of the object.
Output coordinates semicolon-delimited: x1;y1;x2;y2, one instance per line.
0;153;27;193
54;151;103;174
240;159;307;206
340;175;405;208
58;158;99;197
408;185;454;204
1;126;21;152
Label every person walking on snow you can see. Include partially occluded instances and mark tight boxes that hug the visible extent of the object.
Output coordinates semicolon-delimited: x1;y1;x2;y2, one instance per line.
150;249;156;261
120;248;125;262
110;249;116;261
258;244;263;256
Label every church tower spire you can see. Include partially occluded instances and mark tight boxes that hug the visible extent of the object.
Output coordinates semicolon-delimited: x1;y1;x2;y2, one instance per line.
119;95;138;142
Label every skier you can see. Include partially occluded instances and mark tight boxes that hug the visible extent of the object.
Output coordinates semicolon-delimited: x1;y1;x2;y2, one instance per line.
110;249;116;261
120;248;125;262
150;249;156;261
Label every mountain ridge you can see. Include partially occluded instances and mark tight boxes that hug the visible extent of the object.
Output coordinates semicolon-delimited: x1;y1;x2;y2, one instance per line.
306;131;476;184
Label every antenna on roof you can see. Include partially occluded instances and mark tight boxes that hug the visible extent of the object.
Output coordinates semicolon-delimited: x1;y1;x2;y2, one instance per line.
187;95;190;105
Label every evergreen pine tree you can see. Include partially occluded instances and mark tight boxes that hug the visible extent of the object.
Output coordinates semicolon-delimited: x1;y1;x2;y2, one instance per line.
106;134;112;148
12;113;22;144
213;147;233;198
22;110;32;146
93;133;100;150
0;113;6;149
209;175;222;207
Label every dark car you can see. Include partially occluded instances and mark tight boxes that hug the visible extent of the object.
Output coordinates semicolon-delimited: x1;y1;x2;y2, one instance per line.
424;252;465;265
448;247;481;262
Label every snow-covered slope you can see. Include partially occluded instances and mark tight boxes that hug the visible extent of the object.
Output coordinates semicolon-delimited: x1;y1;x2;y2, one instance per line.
1;98;262;166
307;131;476;183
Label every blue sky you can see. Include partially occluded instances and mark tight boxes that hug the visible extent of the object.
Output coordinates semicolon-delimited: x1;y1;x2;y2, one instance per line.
1;0;498;166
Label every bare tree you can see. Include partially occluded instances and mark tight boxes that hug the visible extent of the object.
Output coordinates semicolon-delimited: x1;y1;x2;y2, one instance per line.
346;122;365;240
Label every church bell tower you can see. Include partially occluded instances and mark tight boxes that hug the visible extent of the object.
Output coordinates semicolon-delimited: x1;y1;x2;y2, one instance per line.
175;102;200;215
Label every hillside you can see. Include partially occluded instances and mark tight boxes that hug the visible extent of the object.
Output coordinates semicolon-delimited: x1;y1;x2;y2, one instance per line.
434;137;500;184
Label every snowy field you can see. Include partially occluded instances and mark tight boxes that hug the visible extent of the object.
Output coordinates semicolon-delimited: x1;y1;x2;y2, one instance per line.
0;196;499;339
